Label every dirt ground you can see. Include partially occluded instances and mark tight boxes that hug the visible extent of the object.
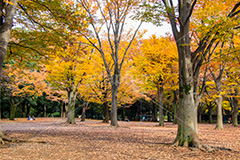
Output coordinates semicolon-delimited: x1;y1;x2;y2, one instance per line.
0;118;239;160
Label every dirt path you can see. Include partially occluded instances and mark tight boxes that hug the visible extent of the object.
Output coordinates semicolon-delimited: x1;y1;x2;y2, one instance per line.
1;118;240;159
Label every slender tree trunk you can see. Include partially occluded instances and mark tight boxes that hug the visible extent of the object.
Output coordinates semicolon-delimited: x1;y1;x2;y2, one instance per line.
232;96;238;127
26;104;30;117
215;83;223;129
158;83;164;126
0;0;17;143
103;101;109;123
22;104;25;118
122;105;126;121
198;113;202;123
81;106;86;122
152;101;157;121
110;80;119;126
209;105;213;124
167;111;171;122
60;101;64;118
43;103;46;117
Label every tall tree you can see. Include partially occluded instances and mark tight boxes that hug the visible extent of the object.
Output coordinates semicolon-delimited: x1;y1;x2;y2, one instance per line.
77;0;142;126
0;0;17;144
133;35;178;126
161;0;240;148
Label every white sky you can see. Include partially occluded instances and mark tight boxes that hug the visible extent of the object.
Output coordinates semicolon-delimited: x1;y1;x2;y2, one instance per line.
140;22;172;39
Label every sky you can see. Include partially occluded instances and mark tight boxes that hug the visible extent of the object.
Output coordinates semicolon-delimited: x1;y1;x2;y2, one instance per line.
140;22;172;39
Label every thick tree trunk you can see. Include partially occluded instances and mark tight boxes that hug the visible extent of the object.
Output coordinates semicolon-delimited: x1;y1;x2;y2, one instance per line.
158;84;164;126
174;42;199;147
232;96;238;127
67;90;75;124
0;0;17;78
103;101;109;123
110;80;119;126
9;104;16;120
0;0;17;144
26;105;30;117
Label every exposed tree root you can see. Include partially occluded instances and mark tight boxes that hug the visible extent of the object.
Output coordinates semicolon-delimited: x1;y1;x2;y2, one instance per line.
0;135;46;145
173;138;215;152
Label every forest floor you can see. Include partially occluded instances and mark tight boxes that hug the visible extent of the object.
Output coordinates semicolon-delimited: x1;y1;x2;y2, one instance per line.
0;118;240;160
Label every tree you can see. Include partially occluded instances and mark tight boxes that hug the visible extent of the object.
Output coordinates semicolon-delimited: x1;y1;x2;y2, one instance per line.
3;64;48;120
77;0;142;126
133;35;178;126
46;38;90;124
0;0;17;144
161;0;240;148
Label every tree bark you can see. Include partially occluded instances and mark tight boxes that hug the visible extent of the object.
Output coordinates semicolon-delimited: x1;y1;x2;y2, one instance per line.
163;0;200;147
0;0;17;143
158;83;164;126
67;90;75;124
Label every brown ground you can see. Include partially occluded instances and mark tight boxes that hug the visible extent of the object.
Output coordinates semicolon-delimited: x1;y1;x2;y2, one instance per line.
0;118;239;160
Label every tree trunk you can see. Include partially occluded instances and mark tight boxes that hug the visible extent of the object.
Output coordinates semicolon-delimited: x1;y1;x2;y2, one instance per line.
0;0;17;79
0;0;17;143
232;96;238;127
9;104;16;120
110;80;119;126
43;103;46;117
209;106;213;124
103;101;109;123
22;104;25;118
158;83;164;126
198;113;202;123
67;90;75;124
60;102;64;118
167;111;171;122
215;83;223;129
81;106;86;122
122;105;126;121
174;41;199;147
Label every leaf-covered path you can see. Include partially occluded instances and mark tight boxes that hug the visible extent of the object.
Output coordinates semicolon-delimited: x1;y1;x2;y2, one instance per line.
1;118;240;159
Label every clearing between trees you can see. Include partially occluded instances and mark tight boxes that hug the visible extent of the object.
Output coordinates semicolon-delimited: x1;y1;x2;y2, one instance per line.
0;118;239;160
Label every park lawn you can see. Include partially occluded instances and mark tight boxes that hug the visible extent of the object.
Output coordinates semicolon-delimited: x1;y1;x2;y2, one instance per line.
0;118;239;160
